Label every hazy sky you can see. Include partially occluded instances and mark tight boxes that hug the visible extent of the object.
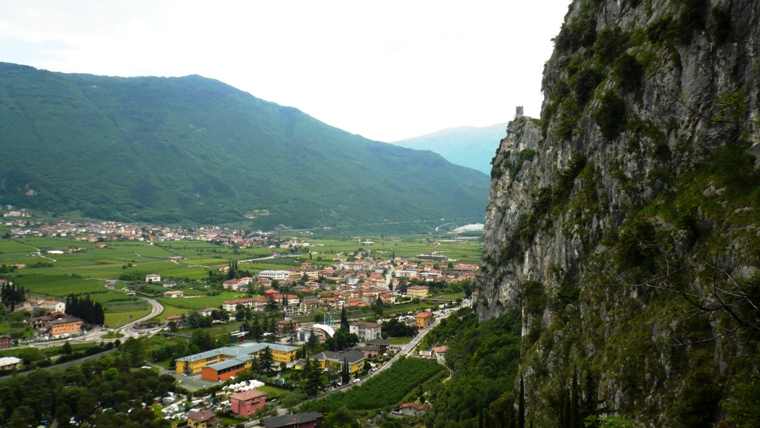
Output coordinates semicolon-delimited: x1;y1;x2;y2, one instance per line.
0;1;571;142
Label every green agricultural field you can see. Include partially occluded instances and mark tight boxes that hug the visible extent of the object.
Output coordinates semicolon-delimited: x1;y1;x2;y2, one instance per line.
307;237;481;264
85;291;150;316
388;337;413;345
0;254;42;266
157;291;245;310
13;237;82;251
14;274;105;296
158;305;190;321
104;309;151;328
434;292;467;300
0;240;37;253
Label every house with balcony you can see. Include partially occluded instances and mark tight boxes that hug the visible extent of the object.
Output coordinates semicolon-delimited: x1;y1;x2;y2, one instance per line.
349;321;382;342
187;410;220;428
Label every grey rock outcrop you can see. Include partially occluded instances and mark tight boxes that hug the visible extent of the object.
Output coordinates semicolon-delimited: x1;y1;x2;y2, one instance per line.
477;0;759;425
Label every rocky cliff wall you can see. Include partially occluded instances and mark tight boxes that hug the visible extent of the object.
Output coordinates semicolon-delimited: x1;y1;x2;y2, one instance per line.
477;0;760;425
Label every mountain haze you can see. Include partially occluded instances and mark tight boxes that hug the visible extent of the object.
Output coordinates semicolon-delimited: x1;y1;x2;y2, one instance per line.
393;123;508;175
0;63;489;231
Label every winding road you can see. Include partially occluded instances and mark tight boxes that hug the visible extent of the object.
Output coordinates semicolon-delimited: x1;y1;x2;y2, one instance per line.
118;296;165;338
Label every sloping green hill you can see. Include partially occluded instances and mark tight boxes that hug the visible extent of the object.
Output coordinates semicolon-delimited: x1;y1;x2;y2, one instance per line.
0;62;489;230
393;123;508;175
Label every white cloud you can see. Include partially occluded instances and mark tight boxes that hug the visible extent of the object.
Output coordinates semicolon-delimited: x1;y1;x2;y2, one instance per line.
0;0;570;141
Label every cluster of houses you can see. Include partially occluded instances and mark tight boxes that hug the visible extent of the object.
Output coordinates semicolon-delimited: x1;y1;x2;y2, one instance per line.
21;299;84;339
201;259;476;317
4;218;290;249
0;297;83;344
162;383;322;426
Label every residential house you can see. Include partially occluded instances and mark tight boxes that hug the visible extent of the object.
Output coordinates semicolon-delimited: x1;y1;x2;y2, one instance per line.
278;318;300;333
433;346;450;363
146;273;161;283
391;402;430;417
223;277;252;292
0;335;11;349
406;286;429;299
346;298;369;308
198;307;216;317
394;269;418;278
187;410;220;428
300;267;319;279
0;356;22;371
367;338;390;354
28;315;54;329
264;412;323;428
223;297;267;312
358;345;380;358
415;312;434;329
303;350;365;374
300;297;321;313
230;390;266;416
165;315;183;325
48;317;83;338
26;299;67;313
349;321;382;342
163;290;184;298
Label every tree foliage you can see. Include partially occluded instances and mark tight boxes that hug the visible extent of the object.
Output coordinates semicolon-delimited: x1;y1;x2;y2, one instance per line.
0;348;174;427
65;294;105;325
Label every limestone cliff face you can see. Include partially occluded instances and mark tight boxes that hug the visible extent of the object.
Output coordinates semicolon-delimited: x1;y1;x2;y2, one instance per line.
478;0;760;425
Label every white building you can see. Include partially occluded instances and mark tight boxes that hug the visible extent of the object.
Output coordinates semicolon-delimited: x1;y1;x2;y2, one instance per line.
0;357;22;371
146;273;161;283
350;321;382;342
258;270;290;281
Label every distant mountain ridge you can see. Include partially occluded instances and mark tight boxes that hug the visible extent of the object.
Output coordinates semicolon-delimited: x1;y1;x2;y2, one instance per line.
0;62;489;231
393;122;508;175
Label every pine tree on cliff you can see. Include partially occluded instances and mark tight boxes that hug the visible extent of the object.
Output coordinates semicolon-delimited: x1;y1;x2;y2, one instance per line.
518;375;525;428
581;369;598;424
570;369;579;428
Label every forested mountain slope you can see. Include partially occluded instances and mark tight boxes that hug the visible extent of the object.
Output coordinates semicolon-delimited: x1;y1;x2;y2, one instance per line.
0;63;489;230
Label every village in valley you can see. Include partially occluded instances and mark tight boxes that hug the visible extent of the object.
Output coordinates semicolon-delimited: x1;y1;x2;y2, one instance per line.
0;211;481;427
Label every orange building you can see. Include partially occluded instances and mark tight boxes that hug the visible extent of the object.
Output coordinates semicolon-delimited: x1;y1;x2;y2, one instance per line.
415;312;434;329
201;355;256;382
49;317;83;337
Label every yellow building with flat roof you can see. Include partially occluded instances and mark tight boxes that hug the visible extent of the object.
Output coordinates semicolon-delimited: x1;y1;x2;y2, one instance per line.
175;343;300;375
